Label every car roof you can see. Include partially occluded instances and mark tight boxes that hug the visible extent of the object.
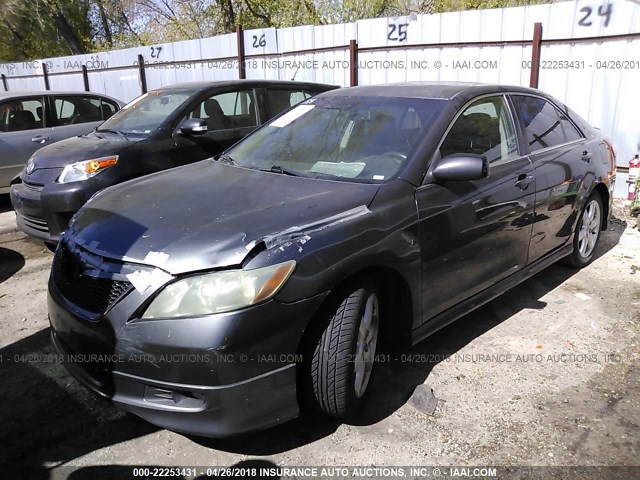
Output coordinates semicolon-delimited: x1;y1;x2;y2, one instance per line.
0;90;118;100
321;82;542;101
152;79;339;92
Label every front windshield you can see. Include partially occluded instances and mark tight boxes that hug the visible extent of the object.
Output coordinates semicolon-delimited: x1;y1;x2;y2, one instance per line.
99;90;196;136
226;95;445;183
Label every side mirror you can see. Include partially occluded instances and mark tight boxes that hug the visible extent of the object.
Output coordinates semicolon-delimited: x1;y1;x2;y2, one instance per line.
180;118;208;136
432;154;489;182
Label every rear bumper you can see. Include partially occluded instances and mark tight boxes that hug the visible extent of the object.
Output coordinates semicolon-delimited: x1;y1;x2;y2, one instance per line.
10;179;98;243
606;176;615;228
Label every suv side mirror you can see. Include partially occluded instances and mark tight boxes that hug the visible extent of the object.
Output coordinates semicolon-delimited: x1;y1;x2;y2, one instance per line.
432;154;489;182
180;118;208;136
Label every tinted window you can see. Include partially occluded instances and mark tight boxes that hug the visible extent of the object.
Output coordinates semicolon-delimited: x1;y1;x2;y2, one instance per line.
0;98;45;132
511;95;583;152
227;96;444;183
440;96;518;163
266;89;312;116
87;97;118;120
189;90;257;131
54;96;107;125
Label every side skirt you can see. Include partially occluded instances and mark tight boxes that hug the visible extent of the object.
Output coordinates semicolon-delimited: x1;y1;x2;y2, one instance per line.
411;242;574;346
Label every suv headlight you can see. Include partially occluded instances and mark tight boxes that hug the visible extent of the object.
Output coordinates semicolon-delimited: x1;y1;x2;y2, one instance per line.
56;156;118;183
141;260;296;319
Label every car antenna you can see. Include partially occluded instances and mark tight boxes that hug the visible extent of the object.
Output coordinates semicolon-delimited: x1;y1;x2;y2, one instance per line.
291;65;300;81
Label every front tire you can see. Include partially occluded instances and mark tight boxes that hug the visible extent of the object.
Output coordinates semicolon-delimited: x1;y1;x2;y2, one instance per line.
564;192;603;268
303;280;380;419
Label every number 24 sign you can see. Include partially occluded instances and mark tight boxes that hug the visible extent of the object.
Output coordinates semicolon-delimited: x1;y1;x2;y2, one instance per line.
578;3;613;27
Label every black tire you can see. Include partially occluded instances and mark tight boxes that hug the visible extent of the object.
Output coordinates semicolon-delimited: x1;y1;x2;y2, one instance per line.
563;192;603;268
302;279;380;419
44;241;57;253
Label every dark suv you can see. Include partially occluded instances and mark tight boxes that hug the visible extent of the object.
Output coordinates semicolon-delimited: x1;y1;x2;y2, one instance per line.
10;80;337;245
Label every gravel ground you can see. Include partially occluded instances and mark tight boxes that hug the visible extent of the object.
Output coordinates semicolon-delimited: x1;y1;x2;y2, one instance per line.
0;194;638;479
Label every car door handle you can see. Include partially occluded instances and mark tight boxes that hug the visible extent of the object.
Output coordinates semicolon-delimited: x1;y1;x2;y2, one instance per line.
514;173;533;190
581;150;591;163
31;135;50;144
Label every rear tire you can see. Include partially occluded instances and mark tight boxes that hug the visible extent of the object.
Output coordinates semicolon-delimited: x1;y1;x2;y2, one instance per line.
302;280;380;419
563;192;603;268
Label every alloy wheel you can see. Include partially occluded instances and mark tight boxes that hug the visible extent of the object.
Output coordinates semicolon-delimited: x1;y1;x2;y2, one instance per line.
578;199;601;258
353;293;379;398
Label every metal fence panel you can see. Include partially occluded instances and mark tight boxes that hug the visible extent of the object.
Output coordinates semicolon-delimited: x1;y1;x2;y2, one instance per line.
1;0;638;196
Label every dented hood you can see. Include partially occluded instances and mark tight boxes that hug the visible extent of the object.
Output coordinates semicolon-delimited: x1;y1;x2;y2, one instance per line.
68;160;379;274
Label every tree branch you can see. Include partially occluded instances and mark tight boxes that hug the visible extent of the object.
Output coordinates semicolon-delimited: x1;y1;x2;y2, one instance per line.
244;0;271;25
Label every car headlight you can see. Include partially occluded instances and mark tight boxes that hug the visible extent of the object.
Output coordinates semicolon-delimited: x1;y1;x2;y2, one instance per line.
141;260;296;319
25;155;36;174
56;156;118;183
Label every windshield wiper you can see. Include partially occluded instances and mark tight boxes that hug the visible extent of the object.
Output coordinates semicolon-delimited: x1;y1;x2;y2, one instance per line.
217;154;236;165
95;128;128;139
260;165;300;176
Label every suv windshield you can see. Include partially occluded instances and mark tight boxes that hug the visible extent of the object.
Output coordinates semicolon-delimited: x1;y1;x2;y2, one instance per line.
98;90;195;136
226;95;444;183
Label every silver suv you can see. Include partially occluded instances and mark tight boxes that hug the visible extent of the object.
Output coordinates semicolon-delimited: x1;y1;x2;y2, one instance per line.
0;91;124;193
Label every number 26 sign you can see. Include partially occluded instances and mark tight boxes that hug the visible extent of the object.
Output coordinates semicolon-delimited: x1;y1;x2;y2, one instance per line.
244;28;277;55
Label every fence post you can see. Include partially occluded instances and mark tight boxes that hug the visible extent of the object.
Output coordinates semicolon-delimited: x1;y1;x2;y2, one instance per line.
529;23;543;89
1;74;7;91
137;54;147;94
237;24;246;80
81;65;90;91
349;40;358;86
42;62;50;90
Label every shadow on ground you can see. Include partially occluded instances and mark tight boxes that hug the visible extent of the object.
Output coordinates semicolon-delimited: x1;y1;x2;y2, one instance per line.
0;329;158;478
0;193;13;214
0;247;25;283
0;222;624;474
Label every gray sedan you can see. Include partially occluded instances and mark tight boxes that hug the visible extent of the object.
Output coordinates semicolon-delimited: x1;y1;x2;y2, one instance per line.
0;91;123;193
48;82;615;437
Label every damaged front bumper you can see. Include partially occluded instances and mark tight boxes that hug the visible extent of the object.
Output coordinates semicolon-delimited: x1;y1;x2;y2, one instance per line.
51;328;300;437
47;261;329;436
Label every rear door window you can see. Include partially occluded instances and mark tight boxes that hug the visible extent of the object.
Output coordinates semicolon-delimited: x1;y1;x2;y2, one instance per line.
510;95;583;152
0;98;46;132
